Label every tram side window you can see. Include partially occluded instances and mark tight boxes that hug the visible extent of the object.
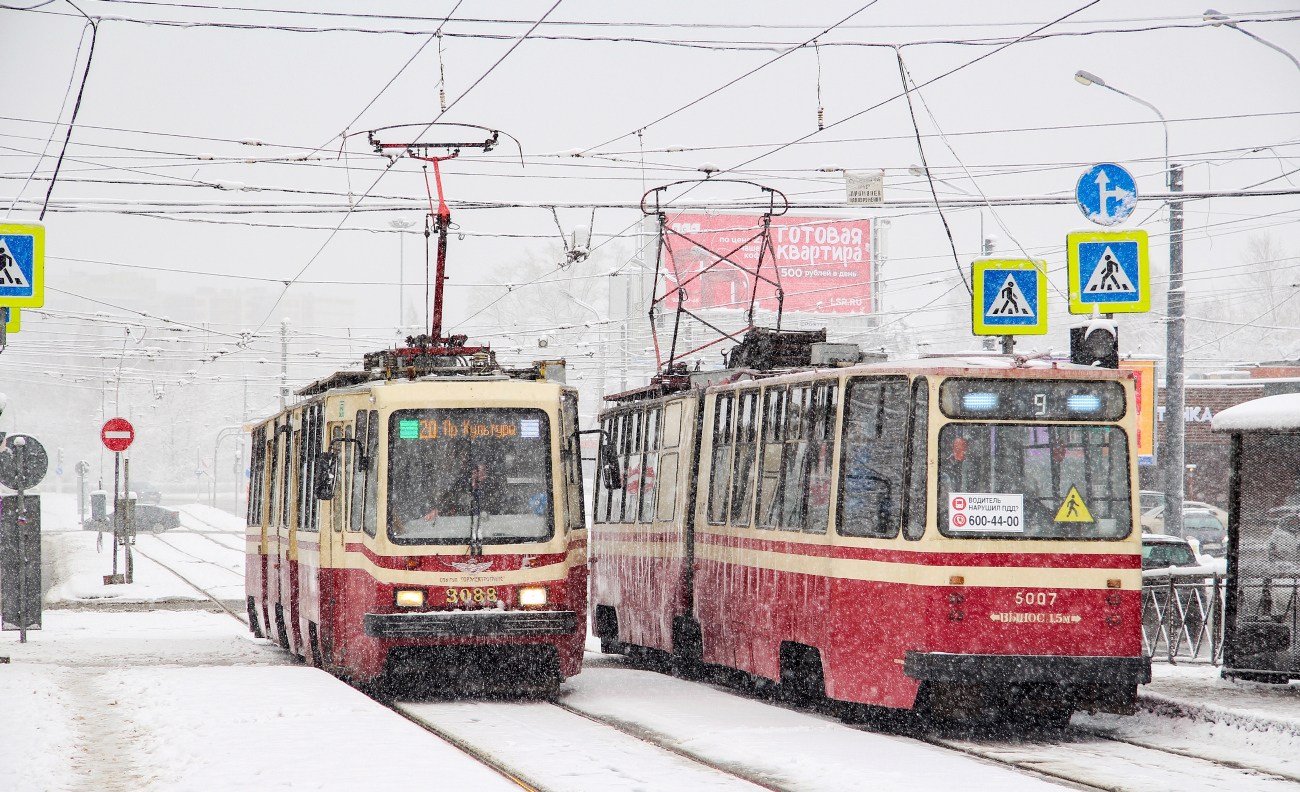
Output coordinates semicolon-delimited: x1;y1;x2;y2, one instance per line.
296;410;312;532
624;409;645;524
330;426;344;532
756;382;838;533
301;404;322;533
839;376;909;539
656;452;679;521
267;427;279;527
561;394;585;531
730;389;760;527
903;377;930;541
663;401;683;449
595;417;612;524
350;412;366;532
638;407;661;524
708;393;736;525
280;425;293;529
363;409;380;537
805;382;839;534
756;387;786;530
247;427;264;526
608;412;627;524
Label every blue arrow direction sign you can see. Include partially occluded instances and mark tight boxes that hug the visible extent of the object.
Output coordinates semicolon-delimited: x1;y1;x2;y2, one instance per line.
972;259;1048;335
1076;164;1137;226
1067;229;1150;314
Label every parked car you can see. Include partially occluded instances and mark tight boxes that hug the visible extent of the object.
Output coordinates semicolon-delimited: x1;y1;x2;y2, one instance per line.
1181;508;1228;557
1142;533;1201;572
1141;499;1229;536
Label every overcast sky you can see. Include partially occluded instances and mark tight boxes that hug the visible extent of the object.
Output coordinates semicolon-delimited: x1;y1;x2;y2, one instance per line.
2;1;1298;475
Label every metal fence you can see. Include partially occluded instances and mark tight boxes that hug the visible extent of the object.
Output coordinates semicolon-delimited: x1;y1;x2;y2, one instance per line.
1141;571;1227;663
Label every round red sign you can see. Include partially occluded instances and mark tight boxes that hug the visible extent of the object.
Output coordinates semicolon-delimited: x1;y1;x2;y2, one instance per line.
101;418;135;452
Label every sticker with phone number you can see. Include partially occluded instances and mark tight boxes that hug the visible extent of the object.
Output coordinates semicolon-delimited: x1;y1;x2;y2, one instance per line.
949;492;1024;532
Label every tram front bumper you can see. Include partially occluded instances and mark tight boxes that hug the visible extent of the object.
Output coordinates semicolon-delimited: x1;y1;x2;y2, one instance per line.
363;610;579;639
904;651;1151;686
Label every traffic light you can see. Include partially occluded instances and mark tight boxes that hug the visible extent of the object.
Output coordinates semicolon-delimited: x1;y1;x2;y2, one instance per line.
1070;324;1119;369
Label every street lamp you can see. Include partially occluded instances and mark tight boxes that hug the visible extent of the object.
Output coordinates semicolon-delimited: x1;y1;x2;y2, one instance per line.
1074;69;1184;540
1204;10;1300;73
907;164;971;195
1073;71;1168;170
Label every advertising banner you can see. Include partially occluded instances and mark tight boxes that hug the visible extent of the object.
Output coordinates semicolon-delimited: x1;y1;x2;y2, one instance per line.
659;214;873;315
1120;359;1157;465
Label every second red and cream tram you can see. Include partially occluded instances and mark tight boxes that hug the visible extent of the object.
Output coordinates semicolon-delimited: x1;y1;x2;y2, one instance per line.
591;354;1149;721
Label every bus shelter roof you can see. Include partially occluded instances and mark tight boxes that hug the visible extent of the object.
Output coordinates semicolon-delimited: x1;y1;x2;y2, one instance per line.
1212;393;1300;433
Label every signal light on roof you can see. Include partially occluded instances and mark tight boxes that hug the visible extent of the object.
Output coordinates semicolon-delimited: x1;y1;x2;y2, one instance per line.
962;393;999;411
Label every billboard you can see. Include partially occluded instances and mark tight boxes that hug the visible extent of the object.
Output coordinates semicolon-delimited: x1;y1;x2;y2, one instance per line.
659;214;874;315
1120;359;1157;466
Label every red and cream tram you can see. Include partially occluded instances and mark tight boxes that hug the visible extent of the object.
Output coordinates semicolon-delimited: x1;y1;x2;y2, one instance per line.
245;354;586;692
591;351;1149;721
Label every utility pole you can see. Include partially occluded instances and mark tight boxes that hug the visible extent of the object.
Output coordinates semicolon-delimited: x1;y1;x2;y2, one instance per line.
1163;164;1185;538
279;317;291;411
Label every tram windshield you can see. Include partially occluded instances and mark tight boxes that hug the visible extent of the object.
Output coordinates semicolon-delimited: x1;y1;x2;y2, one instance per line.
386;408;553;545
937;423;1132;540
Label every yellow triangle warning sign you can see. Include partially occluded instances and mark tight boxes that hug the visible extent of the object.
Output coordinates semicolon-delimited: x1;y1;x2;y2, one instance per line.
1054;486;1093;522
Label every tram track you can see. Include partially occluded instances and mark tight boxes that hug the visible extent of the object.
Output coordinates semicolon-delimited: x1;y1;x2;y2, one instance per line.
895;723;1300;792
129;519;1298;791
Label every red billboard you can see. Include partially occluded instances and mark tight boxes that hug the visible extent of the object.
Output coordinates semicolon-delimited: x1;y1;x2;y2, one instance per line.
659;214;873;315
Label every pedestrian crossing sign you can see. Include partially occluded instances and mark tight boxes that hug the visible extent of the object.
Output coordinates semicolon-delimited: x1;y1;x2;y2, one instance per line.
1067;229;1149;314
3;307;17;333
972;259;1048;335
0;223;44;308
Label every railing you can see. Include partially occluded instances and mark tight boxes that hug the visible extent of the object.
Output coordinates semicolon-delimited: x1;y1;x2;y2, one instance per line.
1141;570;1227;664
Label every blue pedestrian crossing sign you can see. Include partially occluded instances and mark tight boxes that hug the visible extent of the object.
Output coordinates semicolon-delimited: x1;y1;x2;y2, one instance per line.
972;259;1048;335
3;307;18;334
1067;230;1150;314
1076;164;1137;226
0;223;44;308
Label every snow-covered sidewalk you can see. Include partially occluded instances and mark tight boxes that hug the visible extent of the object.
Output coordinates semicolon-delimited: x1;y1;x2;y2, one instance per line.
1078;662;1300;781
40;493;246;607
0;610;522;792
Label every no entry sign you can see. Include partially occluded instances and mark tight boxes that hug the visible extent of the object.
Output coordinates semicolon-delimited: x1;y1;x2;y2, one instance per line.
101;418;134;452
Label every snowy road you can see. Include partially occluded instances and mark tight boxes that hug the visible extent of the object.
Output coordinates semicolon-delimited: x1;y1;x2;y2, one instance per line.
16;494;1300;791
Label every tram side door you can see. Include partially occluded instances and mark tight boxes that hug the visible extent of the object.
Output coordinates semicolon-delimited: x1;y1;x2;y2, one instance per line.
317;421;347;661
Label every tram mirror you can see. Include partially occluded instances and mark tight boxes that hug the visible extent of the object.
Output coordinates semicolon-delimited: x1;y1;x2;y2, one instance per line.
314;452;340;500
600;442;623;491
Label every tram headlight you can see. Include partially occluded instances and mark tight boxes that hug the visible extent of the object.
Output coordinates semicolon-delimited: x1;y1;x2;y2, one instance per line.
518;586;548;607
394;589;426;608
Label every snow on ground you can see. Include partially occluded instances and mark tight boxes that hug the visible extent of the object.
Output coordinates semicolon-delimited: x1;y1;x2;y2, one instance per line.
399;698;770;792
0;610;522;792
560;656;1064;792
40;494;245;605
1078;662;1300;782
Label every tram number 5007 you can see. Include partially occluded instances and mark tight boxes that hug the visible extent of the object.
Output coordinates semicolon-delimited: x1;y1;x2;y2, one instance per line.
1014;591;1057;606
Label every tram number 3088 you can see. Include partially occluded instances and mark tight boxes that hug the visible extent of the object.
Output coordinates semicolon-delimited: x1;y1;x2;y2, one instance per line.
1014;591;1058;606
445;587;498;605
